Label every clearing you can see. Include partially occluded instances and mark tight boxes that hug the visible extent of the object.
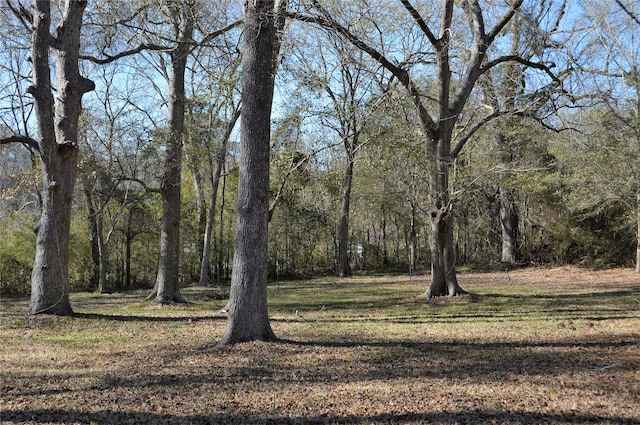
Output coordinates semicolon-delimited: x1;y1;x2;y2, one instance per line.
1;266;639;424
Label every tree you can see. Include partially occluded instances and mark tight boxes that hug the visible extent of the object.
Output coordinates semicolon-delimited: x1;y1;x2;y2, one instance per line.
183;38;243;287
1;0;94;315
325;46;379;278
295;0;568;297
580;0;640;272
290;32;379;277
217;0;287;346
145;0;195;304
193;103;241;287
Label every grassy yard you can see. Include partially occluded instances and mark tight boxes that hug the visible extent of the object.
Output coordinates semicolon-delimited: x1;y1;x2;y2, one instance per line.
1;267;639;424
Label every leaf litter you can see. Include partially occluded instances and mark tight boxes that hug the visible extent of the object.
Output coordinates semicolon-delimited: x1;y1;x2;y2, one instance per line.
1;267;639;424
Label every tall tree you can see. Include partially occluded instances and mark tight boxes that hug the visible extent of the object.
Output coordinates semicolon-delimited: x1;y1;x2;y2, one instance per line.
183;35;243;287
146;0;195;303
217;0;287;346
582;0;640;272
295;0;567;297
82;0;243;297
1;0;94;315
194;104;241;286
293;35;377;277
326;46;377;278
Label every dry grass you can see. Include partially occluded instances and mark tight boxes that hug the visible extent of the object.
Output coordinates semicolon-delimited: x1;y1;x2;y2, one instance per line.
1;267;639;424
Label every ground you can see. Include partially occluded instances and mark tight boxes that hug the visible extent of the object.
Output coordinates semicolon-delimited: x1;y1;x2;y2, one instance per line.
1;266;639;424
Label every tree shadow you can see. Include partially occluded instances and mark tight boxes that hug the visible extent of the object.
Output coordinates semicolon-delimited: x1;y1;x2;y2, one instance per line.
1;407;635;424
71;312;227;323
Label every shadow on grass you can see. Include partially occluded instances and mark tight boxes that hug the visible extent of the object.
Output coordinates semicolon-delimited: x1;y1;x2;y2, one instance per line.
10;333;637;399
72;312;226;323
276;336;638;351
1;408;636;424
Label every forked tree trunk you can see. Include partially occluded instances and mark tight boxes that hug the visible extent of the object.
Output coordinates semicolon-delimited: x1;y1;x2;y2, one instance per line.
198;152;224;286
199;110;238;286
217;0;285;346
28;0;94;315
426;133;466;299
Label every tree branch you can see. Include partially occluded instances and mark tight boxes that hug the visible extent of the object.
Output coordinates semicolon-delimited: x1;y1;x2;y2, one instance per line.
194;19;243;51
615;0;640;26
6;0;33;32
449;109;505;160
289;3;438;134
80;43;170;64
115;177;161;194
479;55;563;86
486;0;524;45
398;0;438;47
0;134;40;152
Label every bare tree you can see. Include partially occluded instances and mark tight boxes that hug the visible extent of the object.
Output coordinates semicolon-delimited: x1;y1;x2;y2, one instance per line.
82;0;242;301
1;0;94;315
576;0;640;272
144;0;195;303
294;0;567;297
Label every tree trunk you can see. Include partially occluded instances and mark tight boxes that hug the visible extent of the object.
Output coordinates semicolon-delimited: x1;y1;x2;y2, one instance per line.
198;110;238;286
188;156;206;265
500;186;517;264
337;160;353;277
636;190;639;273
28;0;93;315
426;135;466;299
148;3;194;304
125;210;133;288
409;200;417;273
198;155;223;286
96;213;108;293
216;173;228;281
217;0;284;346
83;184;100;289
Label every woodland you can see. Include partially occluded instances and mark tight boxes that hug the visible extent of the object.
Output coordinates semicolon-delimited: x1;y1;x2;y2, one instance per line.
1;2;639;424
0;0;639;339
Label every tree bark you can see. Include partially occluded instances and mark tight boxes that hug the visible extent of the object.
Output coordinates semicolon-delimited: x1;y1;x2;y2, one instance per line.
148;2;194;304
337;160;353;277
198;109;239;286
500;186;516;264
217;0;285;346
426;133;465;299
27;0;93;315
636;190;639;273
